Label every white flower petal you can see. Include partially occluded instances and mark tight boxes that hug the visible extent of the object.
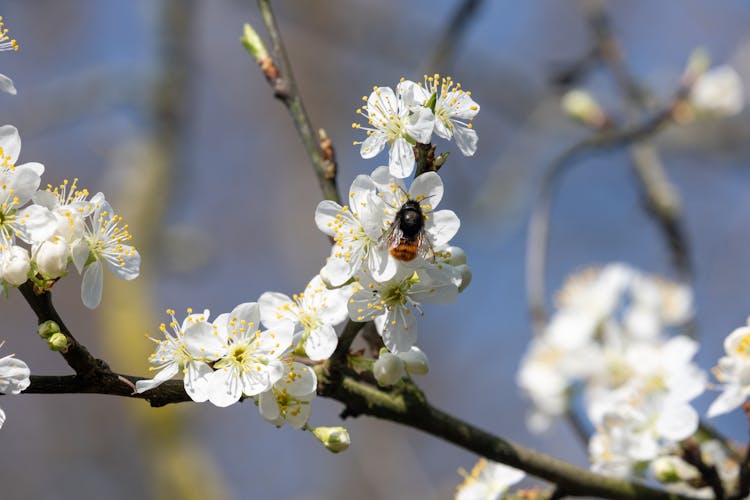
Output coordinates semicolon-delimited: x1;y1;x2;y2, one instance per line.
453;124;478;156
104;246;140;280
405;106;435;144
409;171;443;209
0;74;16;96
258;291;296;329
0;355;30;394
425;209;460;247
284;362;317;397
360;132;387;160
135;361;179;394
259;389;281;422
184;361;214;403
303;324;338;361
207;368;242;407
0;125;21;164
708;386;746;418
376;307;417;354
656;403;698;441
388;138;415;179
81;260;104;309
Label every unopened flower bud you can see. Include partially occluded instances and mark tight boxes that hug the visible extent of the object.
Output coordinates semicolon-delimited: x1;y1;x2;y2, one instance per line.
48;332;70;352
35;239;69;278
456;264;472;292
311;426;350;453
561;89;607;128
241;23;269;61
689;65;744;117
2;246;30;286
373;350;406;386
399;346;429;375
38;320;61;340
685;48;711;80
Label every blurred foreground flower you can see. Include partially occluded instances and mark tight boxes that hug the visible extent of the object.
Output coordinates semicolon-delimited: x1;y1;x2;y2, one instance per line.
455;458;524;500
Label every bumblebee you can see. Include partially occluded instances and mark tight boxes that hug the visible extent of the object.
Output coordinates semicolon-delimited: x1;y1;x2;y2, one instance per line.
385;199;432;261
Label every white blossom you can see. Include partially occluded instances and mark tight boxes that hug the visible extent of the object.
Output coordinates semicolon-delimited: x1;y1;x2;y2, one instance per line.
315;175;392;285
690;65;744;116
207;302;293;407
258;361;316;429
259;274;353;361
411;74;480;156
135;308;221;403
348;265;458;354
72;192;140;309
353;80;434;178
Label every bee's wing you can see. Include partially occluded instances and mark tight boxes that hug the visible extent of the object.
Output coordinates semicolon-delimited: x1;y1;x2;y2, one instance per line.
381;220;404;251
417;230;435;261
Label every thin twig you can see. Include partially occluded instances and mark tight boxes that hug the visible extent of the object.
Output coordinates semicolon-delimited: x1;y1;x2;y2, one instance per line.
424;0;485;74
256;0;340;204
526;108;674;334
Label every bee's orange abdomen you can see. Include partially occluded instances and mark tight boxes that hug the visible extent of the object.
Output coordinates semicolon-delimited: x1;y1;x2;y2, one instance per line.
390;241;418;261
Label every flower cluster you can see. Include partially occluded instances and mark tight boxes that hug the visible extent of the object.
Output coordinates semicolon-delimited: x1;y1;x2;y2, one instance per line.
0;126;140;308
316;166;469;355
354;75;480;178
137;285;334;429
516;264;705;478
138;77;476;433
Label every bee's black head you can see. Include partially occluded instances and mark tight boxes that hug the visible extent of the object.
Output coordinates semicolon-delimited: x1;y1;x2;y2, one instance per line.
396;199;425;237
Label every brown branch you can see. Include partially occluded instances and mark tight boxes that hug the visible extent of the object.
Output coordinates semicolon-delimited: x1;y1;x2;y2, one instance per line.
9;281;696;498
18;281;108;379
255;0;340;204
15;369;697;500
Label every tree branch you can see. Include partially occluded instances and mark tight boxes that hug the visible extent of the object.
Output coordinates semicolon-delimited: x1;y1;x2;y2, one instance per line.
255;0;340;204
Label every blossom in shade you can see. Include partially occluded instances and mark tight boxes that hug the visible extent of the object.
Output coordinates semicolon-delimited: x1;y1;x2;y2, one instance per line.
259;274;353;361
207;302;293;407
347;265;458;354
315;175;392;285
257;361;317;428
135;308;221;403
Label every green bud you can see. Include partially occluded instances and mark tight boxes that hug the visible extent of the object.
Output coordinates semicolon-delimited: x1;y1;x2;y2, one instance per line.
561;89;606;127
241;23;269;62
311;426;350;453
48;332;70;352
38;320;61;339
686;47;710;78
